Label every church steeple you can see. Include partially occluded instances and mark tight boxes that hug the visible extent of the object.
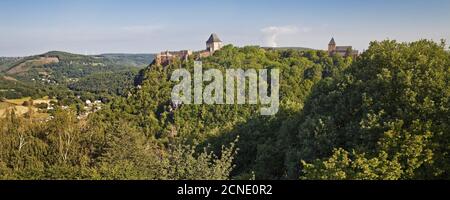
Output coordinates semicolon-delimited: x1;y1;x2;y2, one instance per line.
329;37;336;45
328;37;336;53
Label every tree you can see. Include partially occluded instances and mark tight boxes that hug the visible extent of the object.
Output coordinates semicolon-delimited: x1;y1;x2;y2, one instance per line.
46;109;82;164
289;40;450;180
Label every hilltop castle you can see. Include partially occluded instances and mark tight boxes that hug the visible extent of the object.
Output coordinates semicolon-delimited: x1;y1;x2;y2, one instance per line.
328;38;358;58
154;33;223;66
154;50;192;66
206;33;223;53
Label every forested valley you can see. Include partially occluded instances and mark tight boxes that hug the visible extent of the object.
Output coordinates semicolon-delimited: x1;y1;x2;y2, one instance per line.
0;40;449;180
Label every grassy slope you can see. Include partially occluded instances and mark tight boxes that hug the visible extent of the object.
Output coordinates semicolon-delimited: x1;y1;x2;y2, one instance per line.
0;97;53;119
0;57;24;72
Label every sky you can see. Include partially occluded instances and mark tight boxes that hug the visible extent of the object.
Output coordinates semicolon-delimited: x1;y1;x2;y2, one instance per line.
0;0;449;56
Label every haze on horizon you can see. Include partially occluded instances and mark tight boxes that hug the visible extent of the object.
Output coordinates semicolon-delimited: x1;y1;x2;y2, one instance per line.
0;0;449;57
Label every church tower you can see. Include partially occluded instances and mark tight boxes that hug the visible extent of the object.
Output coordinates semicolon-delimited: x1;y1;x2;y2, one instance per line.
328;37;336;53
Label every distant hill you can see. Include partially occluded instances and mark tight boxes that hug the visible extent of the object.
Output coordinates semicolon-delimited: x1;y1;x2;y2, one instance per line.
0;57;23;72
43;51;94;60
99;53;155;67
1;51;155;75
2;51;96;76
41;51;155;67
262;46;314;51
0;51;155;100
5;56;59;75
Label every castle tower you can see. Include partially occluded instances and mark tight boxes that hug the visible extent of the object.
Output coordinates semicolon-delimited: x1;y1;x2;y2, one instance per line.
206;33;223;53
328;37;336;53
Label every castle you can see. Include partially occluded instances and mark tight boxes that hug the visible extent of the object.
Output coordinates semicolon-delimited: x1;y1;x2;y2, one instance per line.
328;38;358;58
154;50;192;66
154;33;223;66
206;33;223;54
154;35;359;66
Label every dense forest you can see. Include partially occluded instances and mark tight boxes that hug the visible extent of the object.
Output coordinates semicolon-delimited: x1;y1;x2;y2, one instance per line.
68;70;139;96
0;40;449;180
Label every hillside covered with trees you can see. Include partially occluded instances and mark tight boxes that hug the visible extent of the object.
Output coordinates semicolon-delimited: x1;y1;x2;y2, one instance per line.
0;51;154;111
0;40;449;180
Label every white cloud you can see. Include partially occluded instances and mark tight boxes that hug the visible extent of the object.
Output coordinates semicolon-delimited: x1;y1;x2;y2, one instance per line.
261;25;311;47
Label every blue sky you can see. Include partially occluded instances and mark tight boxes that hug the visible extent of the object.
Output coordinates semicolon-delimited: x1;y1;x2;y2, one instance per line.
0;0;449;56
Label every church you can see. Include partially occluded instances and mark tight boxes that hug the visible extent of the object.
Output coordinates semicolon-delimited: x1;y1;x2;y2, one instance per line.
328;38;359;58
